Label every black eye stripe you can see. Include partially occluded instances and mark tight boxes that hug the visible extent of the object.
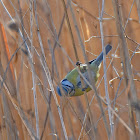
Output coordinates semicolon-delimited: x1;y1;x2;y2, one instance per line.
62;84;74;94
61;79;68;82
62;84;73;88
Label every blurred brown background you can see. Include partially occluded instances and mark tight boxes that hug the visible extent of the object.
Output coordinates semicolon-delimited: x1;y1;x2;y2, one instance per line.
0;0;140;140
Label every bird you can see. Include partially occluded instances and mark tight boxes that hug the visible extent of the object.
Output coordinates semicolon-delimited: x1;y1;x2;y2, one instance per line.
57;44;112;97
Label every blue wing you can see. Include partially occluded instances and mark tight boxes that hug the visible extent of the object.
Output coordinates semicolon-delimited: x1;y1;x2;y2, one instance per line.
76;70;96;91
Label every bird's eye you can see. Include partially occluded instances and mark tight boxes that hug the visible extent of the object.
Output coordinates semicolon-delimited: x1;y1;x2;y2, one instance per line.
61;79;75;96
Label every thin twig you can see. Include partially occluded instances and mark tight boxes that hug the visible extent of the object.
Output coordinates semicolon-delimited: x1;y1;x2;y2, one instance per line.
34;1;68;139
99;0;113;134
67;0;110;137
112;0;140;137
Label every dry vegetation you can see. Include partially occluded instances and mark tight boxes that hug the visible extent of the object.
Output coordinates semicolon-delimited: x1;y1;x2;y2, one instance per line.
0;0;140;140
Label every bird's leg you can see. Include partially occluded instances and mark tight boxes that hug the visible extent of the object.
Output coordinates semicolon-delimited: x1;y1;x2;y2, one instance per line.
76;61;82;66
82;85;89;91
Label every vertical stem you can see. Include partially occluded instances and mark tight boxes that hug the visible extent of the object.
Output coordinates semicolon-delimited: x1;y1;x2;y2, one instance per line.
136;0;140;22
99;0;113;134
30;0;40;139
67;0;110;137
61;0;79;61
112;0;140;138
34;1;68;139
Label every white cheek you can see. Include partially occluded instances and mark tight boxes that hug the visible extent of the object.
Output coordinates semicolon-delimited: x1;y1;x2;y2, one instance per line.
98;63;101;70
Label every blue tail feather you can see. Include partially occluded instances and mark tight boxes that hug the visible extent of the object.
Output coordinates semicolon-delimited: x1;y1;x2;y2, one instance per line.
94;44;112;66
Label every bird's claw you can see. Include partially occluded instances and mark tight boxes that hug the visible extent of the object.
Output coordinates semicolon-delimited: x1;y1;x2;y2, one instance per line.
76;61;82;66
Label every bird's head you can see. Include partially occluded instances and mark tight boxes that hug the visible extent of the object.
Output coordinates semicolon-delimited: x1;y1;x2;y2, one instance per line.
57;79;75;96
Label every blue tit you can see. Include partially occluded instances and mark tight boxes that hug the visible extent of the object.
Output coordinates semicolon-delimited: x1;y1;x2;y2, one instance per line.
57;44;112;97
